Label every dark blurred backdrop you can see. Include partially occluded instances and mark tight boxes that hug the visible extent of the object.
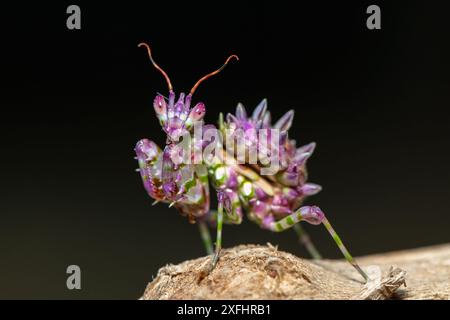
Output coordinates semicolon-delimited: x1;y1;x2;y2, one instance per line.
1;1;449;299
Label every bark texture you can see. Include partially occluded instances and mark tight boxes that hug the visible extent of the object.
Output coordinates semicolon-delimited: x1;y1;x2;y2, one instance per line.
141;243;450;300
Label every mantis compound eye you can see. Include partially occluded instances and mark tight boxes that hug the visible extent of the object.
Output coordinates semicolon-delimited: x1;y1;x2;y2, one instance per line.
153;95;167;124
185;102;206;130
188;102;206;121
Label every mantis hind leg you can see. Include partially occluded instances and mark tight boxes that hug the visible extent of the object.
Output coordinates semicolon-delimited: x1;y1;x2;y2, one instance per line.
198;220;213;255
265;205;369;282
209;198;224;272
292;224;322;260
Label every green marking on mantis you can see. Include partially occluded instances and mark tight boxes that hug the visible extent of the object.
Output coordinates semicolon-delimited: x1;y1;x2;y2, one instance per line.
183;177;197;193
200;175;209;183
286;216;295;225
198;221;213;255
275;222;283;232
333;233;343;247
214;166;226;184
218;112;225;131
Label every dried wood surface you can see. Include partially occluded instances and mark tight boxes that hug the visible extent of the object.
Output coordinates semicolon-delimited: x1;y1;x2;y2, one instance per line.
141;243;450;300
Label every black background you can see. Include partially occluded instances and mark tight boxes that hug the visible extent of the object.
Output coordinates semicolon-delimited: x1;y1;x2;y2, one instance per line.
1;1;449;299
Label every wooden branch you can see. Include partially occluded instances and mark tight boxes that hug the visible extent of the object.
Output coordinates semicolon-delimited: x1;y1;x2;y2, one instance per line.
141;243;450;300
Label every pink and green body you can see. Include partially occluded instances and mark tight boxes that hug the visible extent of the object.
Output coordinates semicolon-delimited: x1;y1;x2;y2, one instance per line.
134;43;369;282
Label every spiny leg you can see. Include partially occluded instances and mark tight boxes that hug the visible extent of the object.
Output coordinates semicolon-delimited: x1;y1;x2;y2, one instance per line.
292;224;322;260
198;220;213;255
266;205;369;282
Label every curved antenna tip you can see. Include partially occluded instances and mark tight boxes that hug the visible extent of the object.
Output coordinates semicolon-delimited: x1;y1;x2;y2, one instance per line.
138;42;151;51
138;42;173;92
228;54;239;62
190;53;239;95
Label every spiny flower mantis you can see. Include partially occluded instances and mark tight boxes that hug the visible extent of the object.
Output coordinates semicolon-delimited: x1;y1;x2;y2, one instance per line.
135;42;369;282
